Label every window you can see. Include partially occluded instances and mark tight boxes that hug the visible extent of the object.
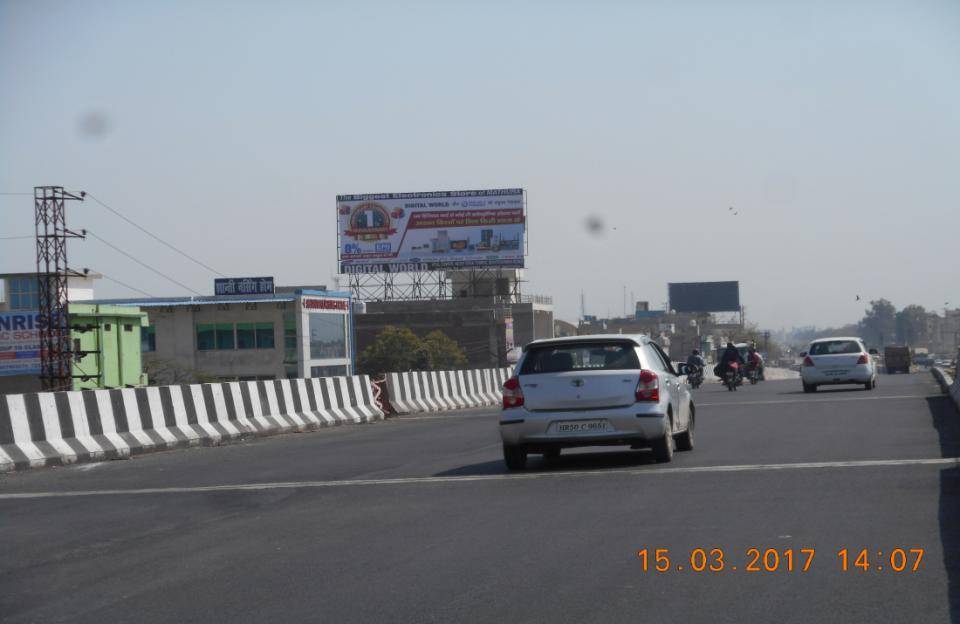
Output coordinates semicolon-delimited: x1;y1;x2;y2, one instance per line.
215;323;235;349
311;365;347;378
309;313;347;359
236;323;256;349
519;341;640;374
141;326;156;352
8;277;39;310
123;324;133;332
197;323;215;350
198;321;273;351
809;340;862;355
283;313;297;364
256;322;275;348
647;343;676;375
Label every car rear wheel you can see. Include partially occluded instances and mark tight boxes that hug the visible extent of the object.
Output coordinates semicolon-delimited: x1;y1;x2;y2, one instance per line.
675;408;695;452
652;426;675;463
803;383;817;393
864;379;875;390
503;444;528;470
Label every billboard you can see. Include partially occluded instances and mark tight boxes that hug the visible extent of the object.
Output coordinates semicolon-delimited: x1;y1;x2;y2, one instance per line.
668;281;740;313
0;311;42;376
337;188;524;273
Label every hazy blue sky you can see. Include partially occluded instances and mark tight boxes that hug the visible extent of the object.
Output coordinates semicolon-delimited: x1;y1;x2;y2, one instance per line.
2;0;958;328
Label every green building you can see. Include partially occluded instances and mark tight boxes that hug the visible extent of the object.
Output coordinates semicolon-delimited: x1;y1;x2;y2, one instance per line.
70;303;148;390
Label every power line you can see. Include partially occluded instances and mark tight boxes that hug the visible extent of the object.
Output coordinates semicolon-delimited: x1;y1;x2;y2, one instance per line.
0;235;34;240
96;270;158;298
85;229;204;296
84;192;226;277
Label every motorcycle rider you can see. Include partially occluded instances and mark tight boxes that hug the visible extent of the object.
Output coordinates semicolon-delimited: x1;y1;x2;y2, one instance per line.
686;349;706;370
717;342;745;379
747;346;763;380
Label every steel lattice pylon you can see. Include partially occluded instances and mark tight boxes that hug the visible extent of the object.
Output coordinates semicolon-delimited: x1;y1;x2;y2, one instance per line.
34;186;85;391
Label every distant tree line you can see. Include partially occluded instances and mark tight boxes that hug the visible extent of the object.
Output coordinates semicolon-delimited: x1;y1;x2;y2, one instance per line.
787;299;937;349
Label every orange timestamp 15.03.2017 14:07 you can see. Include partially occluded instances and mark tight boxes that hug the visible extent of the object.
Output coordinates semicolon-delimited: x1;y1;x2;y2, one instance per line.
637;547;925;573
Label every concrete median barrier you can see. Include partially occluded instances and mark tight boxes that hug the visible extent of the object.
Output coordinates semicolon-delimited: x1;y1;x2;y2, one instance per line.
0;375;384;473
933;367;960;415
385;367;512;415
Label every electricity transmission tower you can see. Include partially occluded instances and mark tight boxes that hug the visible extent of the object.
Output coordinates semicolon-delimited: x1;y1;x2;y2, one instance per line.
34;186;85;391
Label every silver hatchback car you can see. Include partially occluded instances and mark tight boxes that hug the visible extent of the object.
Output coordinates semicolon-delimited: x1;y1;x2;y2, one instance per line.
499;334;696;469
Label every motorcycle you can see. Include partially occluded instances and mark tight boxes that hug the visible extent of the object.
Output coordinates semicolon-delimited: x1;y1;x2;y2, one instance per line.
724;361;741;391
688;365;704;389
746;365;760;385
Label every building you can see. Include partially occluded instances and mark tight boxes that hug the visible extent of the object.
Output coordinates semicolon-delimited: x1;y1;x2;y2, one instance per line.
355;296;553;369
89;289;355;385
351;268;554;368
0;271;102;394
0;271;101;312
70;303;149;390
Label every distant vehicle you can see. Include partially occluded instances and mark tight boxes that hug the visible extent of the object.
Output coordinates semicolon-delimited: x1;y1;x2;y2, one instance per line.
716;342;765;380
723;361;742;391
687;365;704;389
884;346;912;374
801;337;878;392
499;334;695;469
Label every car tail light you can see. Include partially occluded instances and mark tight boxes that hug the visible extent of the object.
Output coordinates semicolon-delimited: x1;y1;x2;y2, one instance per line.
803;356;815;367
502;377;524;409
635;369;660;402
856;354;869;365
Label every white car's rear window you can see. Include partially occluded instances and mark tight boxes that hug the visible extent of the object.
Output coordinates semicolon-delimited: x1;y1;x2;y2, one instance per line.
809;340;861;355
520;342;640;374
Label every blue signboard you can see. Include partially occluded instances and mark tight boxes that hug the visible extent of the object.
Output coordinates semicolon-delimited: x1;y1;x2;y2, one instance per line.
0;311;42;376
214;277;275;296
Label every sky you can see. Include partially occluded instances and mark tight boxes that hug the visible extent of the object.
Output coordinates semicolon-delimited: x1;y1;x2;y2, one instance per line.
2;0;958;329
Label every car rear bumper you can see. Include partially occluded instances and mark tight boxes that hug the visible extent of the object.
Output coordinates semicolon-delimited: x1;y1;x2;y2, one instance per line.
802;365;875;385
499;404;668;448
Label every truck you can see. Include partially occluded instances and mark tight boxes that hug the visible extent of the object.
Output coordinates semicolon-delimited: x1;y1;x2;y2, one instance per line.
884;346;911;374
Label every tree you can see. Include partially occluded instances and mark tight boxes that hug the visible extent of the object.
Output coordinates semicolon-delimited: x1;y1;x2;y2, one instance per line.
896;304;929;347
422;330;468;370
860;299;896;347
357;326;428;375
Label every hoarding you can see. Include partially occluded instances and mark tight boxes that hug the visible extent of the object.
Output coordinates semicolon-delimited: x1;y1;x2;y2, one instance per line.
215;277;274;296
337;188;525;273
0;311;42;376
668;281;740;313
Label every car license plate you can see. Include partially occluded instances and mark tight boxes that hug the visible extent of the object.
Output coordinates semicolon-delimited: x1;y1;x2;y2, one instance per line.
553;420;612;434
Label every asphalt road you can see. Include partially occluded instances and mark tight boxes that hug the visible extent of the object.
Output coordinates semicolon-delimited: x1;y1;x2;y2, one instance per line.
2;373;959;623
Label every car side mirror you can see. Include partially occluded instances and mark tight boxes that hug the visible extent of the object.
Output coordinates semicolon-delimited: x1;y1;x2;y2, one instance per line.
868;348;878;355
799;351;807;357
675;362;690;376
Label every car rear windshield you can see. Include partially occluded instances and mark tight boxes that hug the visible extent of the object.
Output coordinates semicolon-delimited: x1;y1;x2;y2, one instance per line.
519;342;640;374
809;340;861;355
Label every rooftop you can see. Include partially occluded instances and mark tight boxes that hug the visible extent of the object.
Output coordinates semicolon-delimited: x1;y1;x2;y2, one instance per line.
87;289;351;308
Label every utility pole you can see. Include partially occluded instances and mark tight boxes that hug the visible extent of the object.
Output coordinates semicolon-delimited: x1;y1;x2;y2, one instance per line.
35;186;85;391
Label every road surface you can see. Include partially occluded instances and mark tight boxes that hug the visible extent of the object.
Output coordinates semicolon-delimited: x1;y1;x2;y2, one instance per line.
2;373;958;623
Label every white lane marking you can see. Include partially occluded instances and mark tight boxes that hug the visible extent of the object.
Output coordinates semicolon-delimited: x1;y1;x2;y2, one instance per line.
2;457;957;500
699;394;936;407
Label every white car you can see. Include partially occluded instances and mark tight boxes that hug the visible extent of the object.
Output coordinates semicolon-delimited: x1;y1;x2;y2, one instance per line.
800;337;878;392
499;334;695;469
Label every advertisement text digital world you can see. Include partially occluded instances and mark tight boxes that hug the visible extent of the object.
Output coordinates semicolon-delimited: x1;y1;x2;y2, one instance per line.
337;188;525;273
